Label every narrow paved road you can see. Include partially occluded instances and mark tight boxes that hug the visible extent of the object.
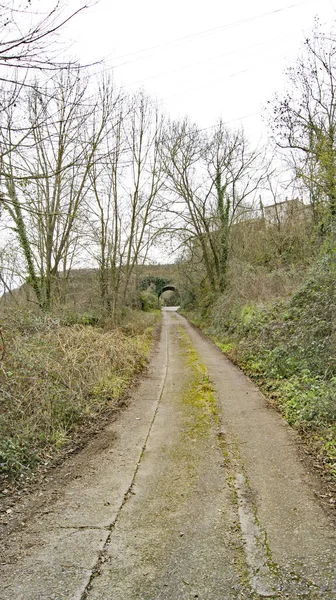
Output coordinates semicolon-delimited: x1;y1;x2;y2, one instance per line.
1;310;335;599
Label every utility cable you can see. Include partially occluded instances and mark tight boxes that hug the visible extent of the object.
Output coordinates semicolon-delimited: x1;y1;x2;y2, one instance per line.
117;31;295;90
157;50;291;102
106;0;317;68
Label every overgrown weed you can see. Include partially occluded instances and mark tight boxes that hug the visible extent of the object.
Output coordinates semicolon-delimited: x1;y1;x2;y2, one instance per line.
0;307;159;480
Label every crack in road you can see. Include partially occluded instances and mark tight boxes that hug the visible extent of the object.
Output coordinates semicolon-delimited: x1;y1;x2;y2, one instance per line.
80;319;171;600
235;472;279;597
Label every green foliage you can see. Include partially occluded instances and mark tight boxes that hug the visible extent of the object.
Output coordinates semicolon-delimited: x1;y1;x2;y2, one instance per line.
0;438;39;476
139;287;158;311
60;311;101;327
212;339;234;353
139;275;171;297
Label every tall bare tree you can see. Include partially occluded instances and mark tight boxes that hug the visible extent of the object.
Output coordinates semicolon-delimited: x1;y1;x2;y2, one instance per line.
120;93;164;304
0;67;109;310
206;121;265;290
84;90;165;315
85;83;125;315
162;118;264;293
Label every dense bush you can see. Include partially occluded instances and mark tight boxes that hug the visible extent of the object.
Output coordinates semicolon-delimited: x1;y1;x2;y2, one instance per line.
139;288;159;311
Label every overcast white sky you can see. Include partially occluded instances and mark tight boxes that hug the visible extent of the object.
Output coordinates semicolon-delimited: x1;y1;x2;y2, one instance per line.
3;1;336;278
61;0;336;144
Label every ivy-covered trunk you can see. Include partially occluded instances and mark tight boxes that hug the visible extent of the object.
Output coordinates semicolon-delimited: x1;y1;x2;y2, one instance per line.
4;180;44;308
215;171;230;292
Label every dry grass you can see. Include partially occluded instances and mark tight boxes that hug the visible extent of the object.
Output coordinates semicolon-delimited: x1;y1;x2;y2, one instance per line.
225;259;307;304
0;307;159;479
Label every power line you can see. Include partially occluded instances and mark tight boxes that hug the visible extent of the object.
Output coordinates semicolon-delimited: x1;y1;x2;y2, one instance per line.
194;112;264;134
117;32;295;91
106;0;314;68
224;111;263;125
157;51;291;102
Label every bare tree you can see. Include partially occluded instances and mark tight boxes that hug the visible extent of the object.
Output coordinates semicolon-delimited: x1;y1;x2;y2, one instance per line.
85;84;125;316
162;118;264;293
270;19;336;219
120;93;165;304
161;119;217;288
84;90;165;316
206;121;265;290
0;1;92;74
0;67;109;310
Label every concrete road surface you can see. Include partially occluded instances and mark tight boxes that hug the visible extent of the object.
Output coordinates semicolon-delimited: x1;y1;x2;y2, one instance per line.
1;309;335;599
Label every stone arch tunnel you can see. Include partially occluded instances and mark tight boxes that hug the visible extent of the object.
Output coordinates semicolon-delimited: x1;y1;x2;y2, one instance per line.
159;285;177;296
158;285;180;307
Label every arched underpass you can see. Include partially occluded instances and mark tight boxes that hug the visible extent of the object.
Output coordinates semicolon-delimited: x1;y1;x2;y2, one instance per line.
159;285;180;307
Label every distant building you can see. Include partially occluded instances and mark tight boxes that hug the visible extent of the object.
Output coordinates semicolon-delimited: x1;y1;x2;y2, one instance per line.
262;198;309;225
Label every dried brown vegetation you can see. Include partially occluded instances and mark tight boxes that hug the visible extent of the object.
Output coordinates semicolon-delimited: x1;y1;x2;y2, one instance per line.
0;307;159;480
